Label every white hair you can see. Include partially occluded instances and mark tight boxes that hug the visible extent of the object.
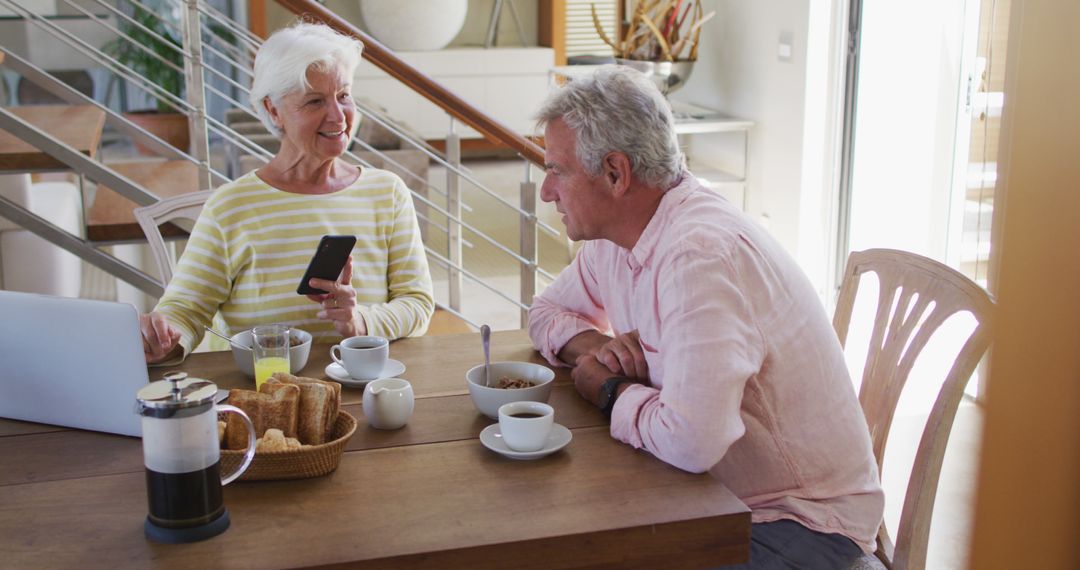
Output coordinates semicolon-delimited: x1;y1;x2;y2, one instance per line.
535;65;684;188
249;22;364;137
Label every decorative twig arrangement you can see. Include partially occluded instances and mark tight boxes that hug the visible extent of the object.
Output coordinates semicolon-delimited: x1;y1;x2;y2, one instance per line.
592;0;716;62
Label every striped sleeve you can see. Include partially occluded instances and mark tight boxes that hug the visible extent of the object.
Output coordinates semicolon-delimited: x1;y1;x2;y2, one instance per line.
154;204;232;356
356;176;434;338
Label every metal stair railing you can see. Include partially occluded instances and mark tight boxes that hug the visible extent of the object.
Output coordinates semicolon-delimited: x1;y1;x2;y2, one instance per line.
0;0;566;328
0;106;166;296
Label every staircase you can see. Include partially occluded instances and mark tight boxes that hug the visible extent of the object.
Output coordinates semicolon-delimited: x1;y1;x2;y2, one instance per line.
0;0;567;329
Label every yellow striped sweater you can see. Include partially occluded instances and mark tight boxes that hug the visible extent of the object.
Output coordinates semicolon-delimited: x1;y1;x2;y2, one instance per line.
155;168;434;356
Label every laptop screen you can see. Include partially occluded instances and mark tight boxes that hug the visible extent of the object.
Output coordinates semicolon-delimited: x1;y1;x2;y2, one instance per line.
0;291;149;437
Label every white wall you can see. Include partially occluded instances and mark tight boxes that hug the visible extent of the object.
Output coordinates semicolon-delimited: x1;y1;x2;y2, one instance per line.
675;0;837;295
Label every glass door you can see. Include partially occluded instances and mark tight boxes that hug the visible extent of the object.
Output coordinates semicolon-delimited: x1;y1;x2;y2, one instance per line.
838;0;1010;281
842;0;971;261
953;0;1011;288
836;0;1011;402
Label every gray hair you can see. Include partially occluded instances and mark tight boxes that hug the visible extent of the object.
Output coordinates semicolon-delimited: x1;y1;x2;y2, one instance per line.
536;66;683;188
249;22;364;137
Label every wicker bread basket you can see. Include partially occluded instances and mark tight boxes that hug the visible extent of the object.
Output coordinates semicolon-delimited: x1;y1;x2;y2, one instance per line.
221;411;357;481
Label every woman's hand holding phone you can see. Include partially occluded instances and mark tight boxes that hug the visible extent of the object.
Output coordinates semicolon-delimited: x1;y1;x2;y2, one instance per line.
306;256;367;337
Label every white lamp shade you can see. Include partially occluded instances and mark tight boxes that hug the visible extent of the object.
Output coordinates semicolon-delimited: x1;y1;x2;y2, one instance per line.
359;0;468;52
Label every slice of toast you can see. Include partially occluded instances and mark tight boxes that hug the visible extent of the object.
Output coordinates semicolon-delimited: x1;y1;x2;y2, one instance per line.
226;384;300;450
266;372;341;444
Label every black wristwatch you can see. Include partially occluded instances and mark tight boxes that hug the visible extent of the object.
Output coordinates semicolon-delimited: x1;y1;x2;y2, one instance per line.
598;376;633;419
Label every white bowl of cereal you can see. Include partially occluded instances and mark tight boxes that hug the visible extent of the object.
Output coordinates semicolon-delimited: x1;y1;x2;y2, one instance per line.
465;361;555;419
229;328;313;378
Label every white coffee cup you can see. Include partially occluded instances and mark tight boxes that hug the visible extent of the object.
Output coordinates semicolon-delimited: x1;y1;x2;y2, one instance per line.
330;336;389;380
362;378;414;430
497;401;554;452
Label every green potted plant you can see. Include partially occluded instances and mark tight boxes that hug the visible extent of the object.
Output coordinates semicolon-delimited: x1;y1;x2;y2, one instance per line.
104;6;189;154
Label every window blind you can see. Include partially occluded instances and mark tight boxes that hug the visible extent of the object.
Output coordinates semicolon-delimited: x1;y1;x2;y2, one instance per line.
566;0;619;58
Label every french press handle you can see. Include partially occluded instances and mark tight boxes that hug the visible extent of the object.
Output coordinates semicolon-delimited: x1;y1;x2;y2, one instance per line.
217;405;257;485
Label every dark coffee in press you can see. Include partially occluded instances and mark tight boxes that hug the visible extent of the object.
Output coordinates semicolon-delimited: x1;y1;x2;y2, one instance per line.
145;462;225;528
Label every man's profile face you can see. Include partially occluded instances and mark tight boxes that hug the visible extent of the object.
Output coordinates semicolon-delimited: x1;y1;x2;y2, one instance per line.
540;118;610;242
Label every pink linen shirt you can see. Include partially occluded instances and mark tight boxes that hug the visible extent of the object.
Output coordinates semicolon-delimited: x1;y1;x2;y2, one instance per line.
528;174;884;552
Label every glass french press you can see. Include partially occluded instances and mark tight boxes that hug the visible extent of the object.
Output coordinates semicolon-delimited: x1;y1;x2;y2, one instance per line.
135;372;256;543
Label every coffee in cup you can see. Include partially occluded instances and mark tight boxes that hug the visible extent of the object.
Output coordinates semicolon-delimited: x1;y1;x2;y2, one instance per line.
330;336;389;380
497;401;554;452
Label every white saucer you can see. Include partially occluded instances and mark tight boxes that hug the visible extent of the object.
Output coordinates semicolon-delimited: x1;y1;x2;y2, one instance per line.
324;359;406;388
479;423;572;460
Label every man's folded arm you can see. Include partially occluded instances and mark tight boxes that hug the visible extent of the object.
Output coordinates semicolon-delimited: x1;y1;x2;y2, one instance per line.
610;249;766;473
528;245;611;366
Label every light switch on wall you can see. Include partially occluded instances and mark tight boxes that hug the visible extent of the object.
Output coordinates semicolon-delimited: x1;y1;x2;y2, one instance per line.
778;30;793;62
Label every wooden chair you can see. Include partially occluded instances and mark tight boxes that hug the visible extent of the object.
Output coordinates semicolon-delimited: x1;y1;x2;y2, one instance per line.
833;249;994;570
133;189;214;284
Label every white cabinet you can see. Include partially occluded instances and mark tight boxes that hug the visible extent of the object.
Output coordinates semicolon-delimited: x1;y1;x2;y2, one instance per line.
353;47;555;140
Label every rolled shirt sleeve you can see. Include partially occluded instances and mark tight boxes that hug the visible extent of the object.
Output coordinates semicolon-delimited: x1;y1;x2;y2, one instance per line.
528;242;611;367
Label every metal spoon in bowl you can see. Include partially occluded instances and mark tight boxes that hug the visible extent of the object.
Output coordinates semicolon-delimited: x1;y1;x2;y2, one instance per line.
203;326;250;351
481;324;492;387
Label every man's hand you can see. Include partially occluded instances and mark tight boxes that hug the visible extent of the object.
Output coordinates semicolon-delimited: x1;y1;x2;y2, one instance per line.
595;330;649;380
572;353;615;406
307;256;367;337
573;353;641;412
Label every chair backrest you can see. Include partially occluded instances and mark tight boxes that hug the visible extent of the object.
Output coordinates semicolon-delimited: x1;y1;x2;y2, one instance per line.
132;190;214;283
833;248;994;570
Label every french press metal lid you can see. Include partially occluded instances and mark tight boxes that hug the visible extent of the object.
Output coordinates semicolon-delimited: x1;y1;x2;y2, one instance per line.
135;372;218;419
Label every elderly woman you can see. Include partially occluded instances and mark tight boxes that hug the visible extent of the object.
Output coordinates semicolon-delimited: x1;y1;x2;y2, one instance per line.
140;22;434;363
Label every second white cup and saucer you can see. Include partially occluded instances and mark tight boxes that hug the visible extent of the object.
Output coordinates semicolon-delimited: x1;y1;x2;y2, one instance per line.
324;335;406;388
480;401;572;460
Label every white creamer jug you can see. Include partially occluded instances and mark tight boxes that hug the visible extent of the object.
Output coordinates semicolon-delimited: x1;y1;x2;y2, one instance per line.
362;378;414;430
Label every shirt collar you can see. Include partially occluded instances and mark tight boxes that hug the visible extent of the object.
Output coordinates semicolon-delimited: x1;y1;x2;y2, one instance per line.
626;172;695;271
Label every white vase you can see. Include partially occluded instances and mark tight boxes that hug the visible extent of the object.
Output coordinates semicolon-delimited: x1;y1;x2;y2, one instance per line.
359;0;468;51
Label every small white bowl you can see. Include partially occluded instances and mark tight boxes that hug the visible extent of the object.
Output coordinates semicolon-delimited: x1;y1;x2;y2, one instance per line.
229;328;312;378
466;361;555;419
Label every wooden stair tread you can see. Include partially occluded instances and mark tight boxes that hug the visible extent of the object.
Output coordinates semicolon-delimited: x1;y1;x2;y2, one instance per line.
86;159;200;242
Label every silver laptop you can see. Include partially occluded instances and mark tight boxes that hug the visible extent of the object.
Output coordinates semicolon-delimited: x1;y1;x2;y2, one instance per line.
0;291;148;437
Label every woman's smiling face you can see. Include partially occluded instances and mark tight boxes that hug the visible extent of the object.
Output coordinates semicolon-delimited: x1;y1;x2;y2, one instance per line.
266;65;357;163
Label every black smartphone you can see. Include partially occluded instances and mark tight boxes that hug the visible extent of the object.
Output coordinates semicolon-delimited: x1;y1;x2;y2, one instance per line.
296;235;357;295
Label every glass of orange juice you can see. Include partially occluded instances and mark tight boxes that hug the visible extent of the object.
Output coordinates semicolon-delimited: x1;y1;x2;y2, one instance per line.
252;324;290;390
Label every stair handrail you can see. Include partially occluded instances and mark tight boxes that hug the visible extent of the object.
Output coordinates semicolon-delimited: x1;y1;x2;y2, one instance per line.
274;0;546;166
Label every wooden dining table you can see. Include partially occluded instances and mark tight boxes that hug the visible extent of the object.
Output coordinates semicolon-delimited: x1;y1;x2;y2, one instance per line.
0;330;750;569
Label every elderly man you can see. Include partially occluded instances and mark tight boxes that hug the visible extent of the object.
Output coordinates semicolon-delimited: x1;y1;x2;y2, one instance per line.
528;66;884;568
